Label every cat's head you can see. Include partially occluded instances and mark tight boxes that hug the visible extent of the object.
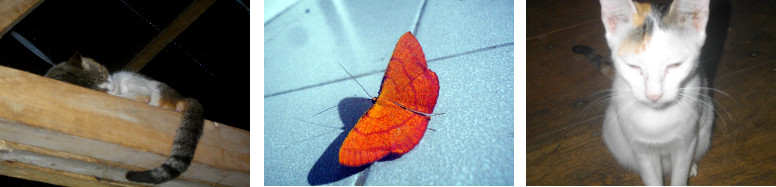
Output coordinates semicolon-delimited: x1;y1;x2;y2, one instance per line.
600;0;709;106
45;52;114;93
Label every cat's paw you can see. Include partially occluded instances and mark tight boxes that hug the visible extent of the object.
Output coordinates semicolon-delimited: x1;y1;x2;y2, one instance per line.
134;95;151;103
689;163;698;177
175;101;186;112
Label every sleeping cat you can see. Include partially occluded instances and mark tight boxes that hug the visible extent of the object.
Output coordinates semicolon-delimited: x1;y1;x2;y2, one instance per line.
597;0;713;185
44;52;204;184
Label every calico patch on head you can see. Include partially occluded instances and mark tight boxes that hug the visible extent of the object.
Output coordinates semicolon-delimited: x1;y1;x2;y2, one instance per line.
618;2;655;55
45;52;114;93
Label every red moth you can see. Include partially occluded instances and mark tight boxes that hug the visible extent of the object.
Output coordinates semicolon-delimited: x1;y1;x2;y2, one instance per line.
338;32;440;167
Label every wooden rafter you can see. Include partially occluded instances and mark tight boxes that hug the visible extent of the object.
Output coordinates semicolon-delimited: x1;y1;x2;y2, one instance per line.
0;65;248;186
0;0;44;39
123;0;218;72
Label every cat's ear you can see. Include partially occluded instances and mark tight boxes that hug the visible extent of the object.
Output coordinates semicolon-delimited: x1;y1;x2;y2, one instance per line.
600;0;636;34
67;51;84;69
666;0;710;34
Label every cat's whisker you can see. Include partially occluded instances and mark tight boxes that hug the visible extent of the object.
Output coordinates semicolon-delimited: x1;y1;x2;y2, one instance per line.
677;91;729;128
673;93;695;120
680;87;735;123
577;88;630;120
577;90;612;120
676;93;703;124
694;91;735;123
676;99;698;123
683;87;735;102
589;89;613;97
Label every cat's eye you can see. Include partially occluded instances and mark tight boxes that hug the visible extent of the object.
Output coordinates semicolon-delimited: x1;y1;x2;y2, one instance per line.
668;63;682;69
627;64;643;75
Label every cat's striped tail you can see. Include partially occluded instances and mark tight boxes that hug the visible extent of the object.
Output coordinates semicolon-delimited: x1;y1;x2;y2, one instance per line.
572;45;615;79
126;98;204;184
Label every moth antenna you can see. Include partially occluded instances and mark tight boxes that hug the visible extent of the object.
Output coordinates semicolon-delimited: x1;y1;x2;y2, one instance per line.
311;105;338;118
312;98;374;118
388;100;445;116
337;61;373;98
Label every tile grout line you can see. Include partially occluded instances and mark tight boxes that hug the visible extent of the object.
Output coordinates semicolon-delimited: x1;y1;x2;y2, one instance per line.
264;42;514;99
352;166;370;186
427;42;514;63
411;0;429;35
263;69;384;98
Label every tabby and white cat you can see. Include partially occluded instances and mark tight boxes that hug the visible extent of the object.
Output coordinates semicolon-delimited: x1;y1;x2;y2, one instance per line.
596;0;713;185
44;52;204;184
572;45;614;79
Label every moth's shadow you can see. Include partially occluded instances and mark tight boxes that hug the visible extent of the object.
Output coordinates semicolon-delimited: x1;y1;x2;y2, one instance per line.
307;97;373;185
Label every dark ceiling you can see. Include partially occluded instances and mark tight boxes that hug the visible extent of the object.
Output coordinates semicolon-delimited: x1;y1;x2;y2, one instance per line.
0;0;249;131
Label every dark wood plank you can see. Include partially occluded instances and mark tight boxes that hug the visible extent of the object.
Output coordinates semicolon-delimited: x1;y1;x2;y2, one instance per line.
527;0;776;185
527;20;610;141
527;0;600;39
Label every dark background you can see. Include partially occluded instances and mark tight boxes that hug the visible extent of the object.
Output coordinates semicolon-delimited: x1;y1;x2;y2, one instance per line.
0;0;248;128
0;0;247;185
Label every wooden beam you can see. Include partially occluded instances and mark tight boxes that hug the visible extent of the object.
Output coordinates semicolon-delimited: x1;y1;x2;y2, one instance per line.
0;153;116;187
0;0;44;39
0;139;212;187
0;65;248;186
123;0;217;72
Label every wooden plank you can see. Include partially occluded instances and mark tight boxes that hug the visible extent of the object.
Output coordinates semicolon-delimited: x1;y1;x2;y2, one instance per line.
0;139;216;187
0;0;44;39
526;0;599;39
525;20;633;185
0;65;248;186
526;19;610;139
0;156;116;187
123;0;217;72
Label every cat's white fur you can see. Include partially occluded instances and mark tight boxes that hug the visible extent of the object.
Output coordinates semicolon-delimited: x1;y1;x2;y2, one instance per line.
110;71;163;107
600;0;714;185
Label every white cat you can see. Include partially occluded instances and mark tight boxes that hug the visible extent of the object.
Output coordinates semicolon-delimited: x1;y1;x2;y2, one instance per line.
599;0;714;185
110;71;186;112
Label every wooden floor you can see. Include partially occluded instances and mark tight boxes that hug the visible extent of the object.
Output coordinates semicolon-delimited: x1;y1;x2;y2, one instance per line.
527;0;776;185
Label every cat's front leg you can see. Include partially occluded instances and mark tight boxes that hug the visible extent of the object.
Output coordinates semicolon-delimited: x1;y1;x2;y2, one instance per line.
669;139;697;185
113;86;152;104
115;92;151;103
636;153;663;185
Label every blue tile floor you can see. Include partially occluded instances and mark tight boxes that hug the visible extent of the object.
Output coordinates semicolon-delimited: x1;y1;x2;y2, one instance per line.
265;0;514;185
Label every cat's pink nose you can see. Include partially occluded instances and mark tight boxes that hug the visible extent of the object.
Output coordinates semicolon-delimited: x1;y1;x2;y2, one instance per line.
647;94;662;102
